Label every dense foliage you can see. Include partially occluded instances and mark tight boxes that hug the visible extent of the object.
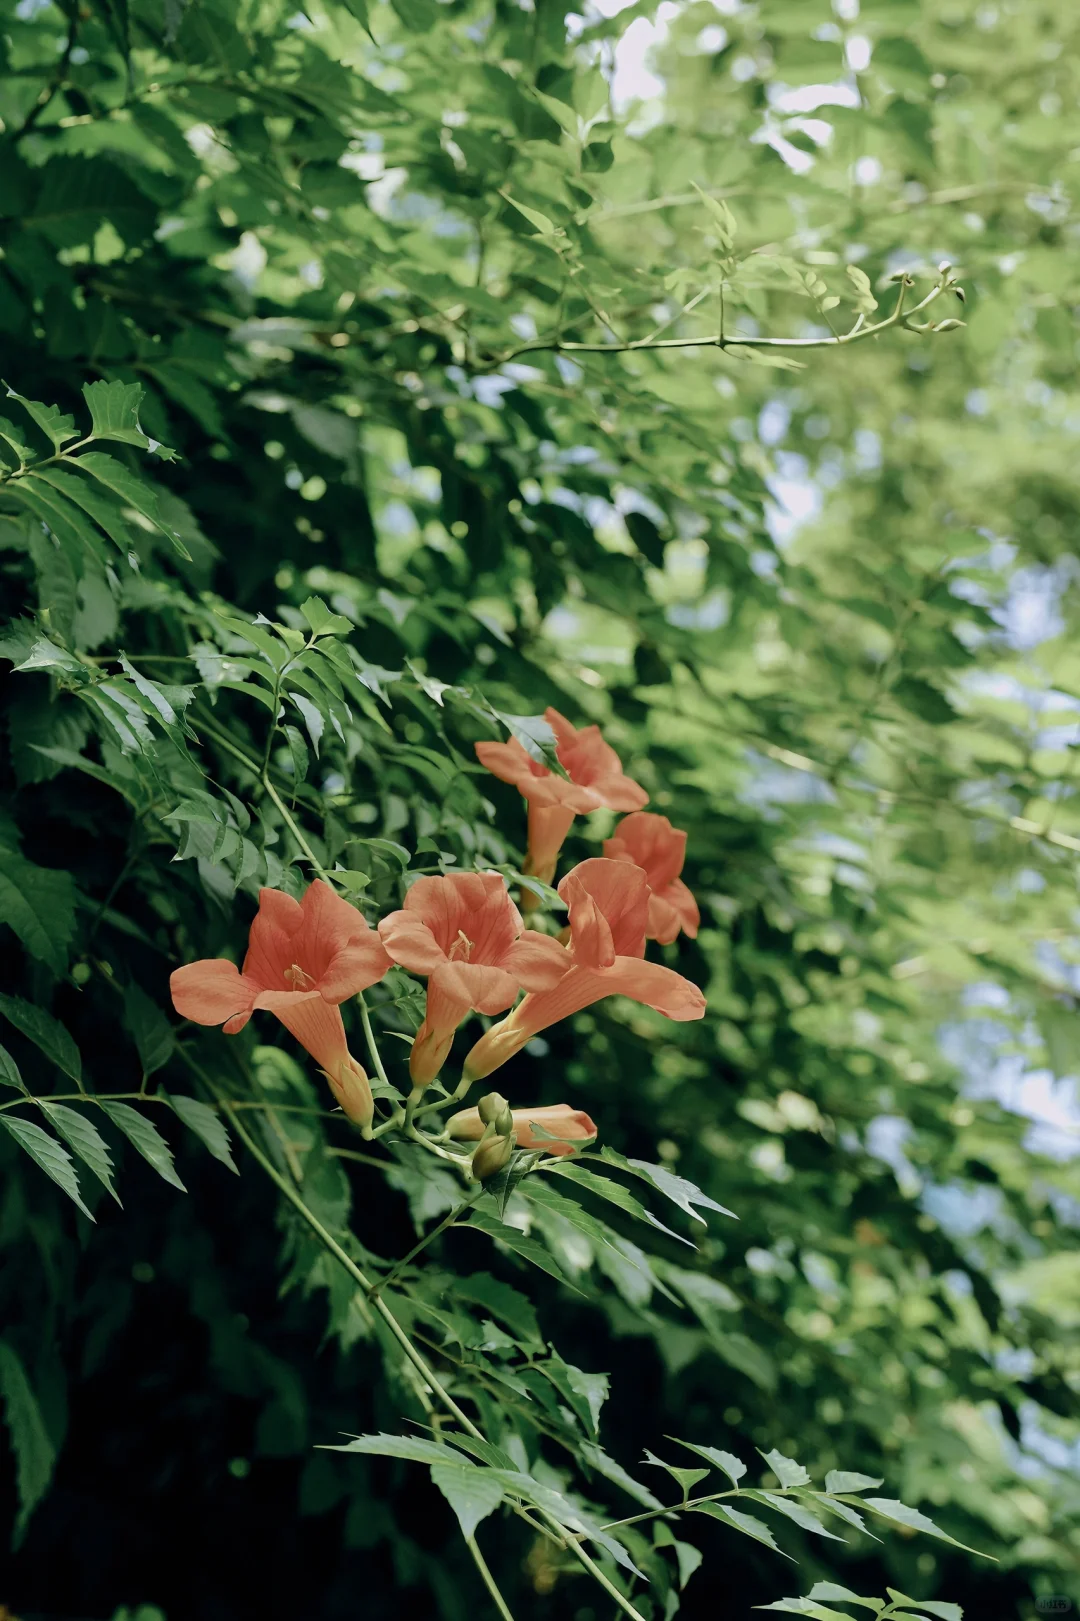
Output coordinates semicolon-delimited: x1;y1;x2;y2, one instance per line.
1;0;1077;1617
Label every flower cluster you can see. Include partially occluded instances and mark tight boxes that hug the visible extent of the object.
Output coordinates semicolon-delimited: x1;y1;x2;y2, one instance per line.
171;708;704;1153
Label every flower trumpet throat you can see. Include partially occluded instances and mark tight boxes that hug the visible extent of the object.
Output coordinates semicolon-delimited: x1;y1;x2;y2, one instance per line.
170;880;391;1130
463;857;706;1080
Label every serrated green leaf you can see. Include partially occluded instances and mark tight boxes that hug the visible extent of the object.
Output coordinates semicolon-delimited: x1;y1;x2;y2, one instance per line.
299;595;352;637
1;1114;94;1219
672;1439;747;1487
599;1149;736;1222
123;983;175;1078
4;383;79;452
100;1101;186;1191
0;1043;27;1092
467;1207;574;1288
0;994;82;1082
861;1499;991;1557
547;1159;695;1247
643;1449;710;1499
749;1491;845;1541
429;1461;505;1540
824;1471;883;1495
74;453;189;558
82;380;168;454
761;1449;812;1489
170;1094;238;1173
39;1102;120;1203
0;1340;56;1544
0;850;77;976
327;1432;465;1464
693;1500;791;1557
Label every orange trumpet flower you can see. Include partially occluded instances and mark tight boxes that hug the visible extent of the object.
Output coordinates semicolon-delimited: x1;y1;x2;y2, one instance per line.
447;1102;597;1157
377;871;569;1086
170;880;391;1131
604;811;700;944
475;707;648;890
462;857;706;1080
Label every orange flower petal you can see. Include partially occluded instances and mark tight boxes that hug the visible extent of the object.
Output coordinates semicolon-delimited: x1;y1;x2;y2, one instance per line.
170;959;258;1030
605;811;686;892
292;880;391;1001
502;930;571;991
666;877;700;940
429;961;519;1022
546;708;648;812
379;909;447;973
242;888;303;989
559;857;649;961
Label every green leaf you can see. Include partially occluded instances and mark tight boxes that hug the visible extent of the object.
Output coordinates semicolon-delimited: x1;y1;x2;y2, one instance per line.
39;1102;120;1203
756;1602;861;1620
75;453;190;558
1;1114;94;1219
0;1043;27;1093
123;983;175;1077
0;1340;57;1543
890;1602;962;1621
327;1432;465;1465
299;595;352;637
673;1439;747;1488
861;1499;992;1557
643;1449;711;1500
761;1449;811;1489
600;1149;736;1222
0;849;76;976
100;1101;186;1192
749;1491;846;1541
693;1500;791;1557
824;1471;883;1495
500;191;558;238
467;1207;573;1288
547;1159;695;1247
806;1585;882;1610
4;382;79;452
82;380;169;454
690;181;737;251
429;1461;505;1540
582;1442;663;1510
170;1094;238;1173
0;994;82;1082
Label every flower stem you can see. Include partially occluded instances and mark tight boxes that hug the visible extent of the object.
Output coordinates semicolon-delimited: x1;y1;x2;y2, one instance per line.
368;1190;481;1300
464;1533;518;1621
216;1091;488;1442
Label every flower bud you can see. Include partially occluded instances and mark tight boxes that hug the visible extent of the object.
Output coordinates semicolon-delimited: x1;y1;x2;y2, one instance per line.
323;1055;374;1134
448;1102;597;1158
471;1132;515;1182
477;1091;510;1126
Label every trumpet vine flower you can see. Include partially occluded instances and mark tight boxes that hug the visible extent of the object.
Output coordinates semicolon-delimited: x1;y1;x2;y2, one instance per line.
604;811;700;943
475;708;648;889
462;858;706;1080
377;871;569;1085
170;880;391;1130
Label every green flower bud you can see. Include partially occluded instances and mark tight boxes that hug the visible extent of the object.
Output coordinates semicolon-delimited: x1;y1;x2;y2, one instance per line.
477;1091;510;1126
471;1132;515;1182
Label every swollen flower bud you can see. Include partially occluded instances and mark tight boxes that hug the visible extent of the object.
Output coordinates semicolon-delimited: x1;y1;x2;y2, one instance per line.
471;1132;515;1182
323;1055;374;1134
477;1091;511;1126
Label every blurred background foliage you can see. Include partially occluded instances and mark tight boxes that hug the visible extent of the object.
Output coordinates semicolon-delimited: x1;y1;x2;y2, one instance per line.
0;0;1078;1616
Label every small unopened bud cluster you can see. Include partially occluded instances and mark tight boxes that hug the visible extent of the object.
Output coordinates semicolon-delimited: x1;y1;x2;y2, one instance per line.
470;1091;516;1181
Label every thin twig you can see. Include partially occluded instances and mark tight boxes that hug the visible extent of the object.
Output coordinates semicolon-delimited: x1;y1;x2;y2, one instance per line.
478;274;952;372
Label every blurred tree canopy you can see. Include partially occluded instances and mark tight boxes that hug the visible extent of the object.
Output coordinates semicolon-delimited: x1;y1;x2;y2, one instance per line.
0;0;1078;1617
